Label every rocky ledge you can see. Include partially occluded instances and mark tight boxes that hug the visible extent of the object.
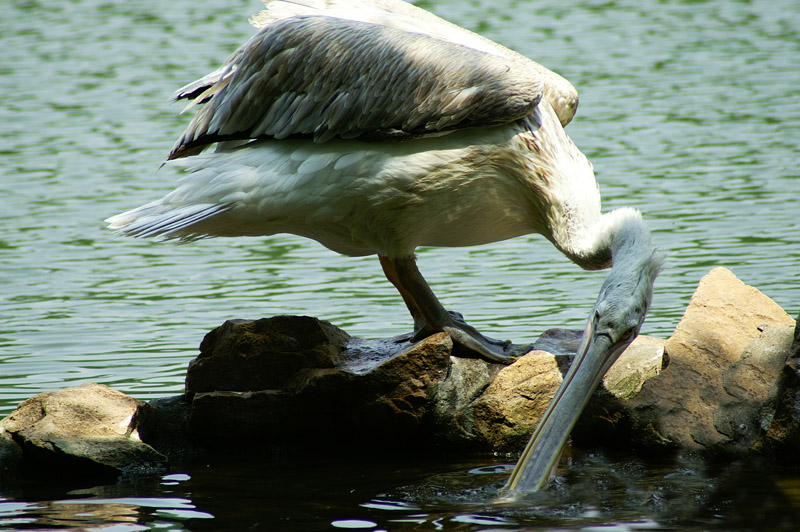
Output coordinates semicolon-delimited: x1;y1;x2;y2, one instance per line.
1;267;798;481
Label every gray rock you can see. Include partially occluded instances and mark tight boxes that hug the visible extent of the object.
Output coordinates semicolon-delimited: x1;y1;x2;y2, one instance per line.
0;425;22;475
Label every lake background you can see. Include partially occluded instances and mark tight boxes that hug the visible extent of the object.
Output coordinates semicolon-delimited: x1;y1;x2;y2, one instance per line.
1;0;799;529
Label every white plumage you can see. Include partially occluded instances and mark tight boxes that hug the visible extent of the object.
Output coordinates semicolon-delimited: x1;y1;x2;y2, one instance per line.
108;0;663;494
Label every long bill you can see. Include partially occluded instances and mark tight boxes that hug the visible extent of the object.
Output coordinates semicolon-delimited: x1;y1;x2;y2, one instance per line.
500;319;632;497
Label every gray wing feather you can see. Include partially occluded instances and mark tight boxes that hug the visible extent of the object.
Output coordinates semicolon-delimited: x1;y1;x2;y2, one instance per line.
249;0;578;126
169;15;543;159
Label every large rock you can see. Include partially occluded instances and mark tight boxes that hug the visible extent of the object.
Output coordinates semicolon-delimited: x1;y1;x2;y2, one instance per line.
180;315;667;452
764;310;800;452
574;267;795;454
0;383;168;479
184;317;453;446
186;316;350;393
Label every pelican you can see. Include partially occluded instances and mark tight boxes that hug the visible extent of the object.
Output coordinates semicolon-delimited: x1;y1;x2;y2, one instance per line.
107;0;663;493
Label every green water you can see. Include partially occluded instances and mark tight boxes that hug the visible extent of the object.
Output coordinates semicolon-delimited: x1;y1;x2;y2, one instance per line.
2;0;799;529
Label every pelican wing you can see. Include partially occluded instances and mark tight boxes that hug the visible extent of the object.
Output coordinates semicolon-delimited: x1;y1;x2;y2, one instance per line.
169;15;544;159
247;0;579;126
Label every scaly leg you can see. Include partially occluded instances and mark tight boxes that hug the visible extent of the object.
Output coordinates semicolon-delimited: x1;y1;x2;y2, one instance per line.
380;255;512;363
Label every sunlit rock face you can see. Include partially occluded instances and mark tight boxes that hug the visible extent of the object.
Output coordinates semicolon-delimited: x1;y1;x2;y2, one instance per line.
574;267;797;455
0;382;167;479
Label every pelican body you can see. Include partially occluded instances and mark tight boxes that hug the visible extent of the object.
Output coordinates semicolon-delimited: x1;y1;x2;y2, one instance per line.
107;0;663;494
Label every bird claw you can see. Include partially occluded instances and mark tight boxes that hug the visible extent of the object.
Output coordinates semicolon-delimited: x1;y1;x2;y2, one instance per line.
409;312;515;364
444;326;515;364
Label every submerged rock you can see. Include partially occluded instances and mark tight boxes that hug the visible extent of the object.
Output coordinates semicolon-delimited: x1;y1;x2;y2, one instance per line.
0;383;168;479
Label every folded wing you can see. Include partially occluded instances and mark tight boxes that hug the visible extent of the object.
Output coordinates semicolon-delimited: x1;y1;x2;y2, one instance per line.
169;14;547;159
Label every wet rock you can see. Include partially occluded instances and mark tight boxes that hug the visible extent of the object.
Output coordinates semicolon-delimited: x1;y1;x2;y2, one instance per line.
0;383;168;479
579;267;795;454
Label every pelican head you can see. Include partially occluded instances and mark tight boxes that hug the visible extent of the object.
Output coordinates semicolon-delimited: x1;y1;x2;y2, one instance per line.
502;213;664;496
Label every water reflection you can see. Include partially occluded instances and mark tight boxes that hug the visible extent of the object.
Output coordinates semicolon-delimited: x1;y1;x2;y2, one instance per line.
2;451;800;530
2;0;799;416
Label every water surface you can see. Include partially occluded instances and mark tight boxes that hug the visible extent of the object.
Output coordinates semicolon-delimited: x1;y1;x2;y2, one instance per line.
1;0;799;529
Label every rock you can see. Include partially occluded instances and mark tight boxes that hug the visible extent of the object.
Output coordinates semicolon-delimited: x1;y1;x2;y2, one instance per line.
602;335;667;400
185;332;452;446
451;334;666;452
0;425;23;475
456;350;563;450
186;316;350;394
0;383;168;479
137;395;193;458
181;314;672;454
579;267;795;454
3;267;797;483
430;355;502;442
430;330;580;450
763;310;800;453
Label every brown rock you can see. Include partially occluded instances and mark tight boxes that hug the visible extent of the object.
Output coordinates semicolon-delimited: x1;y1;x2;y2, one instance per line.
0;383;168;478
186;316;350;393
617;267;795;453
186;332;452;445
468;350;562;450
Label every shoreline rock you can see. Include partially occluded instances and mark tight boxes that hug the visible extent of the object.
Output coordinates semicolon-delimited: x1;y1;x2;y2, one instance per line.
0;383;168;480
1;267;797;481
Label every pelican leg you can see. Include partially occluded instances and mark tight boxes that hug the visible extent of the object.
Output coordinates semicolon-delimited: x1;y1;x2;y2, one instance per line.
381;255;512;364
379;256;425;332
